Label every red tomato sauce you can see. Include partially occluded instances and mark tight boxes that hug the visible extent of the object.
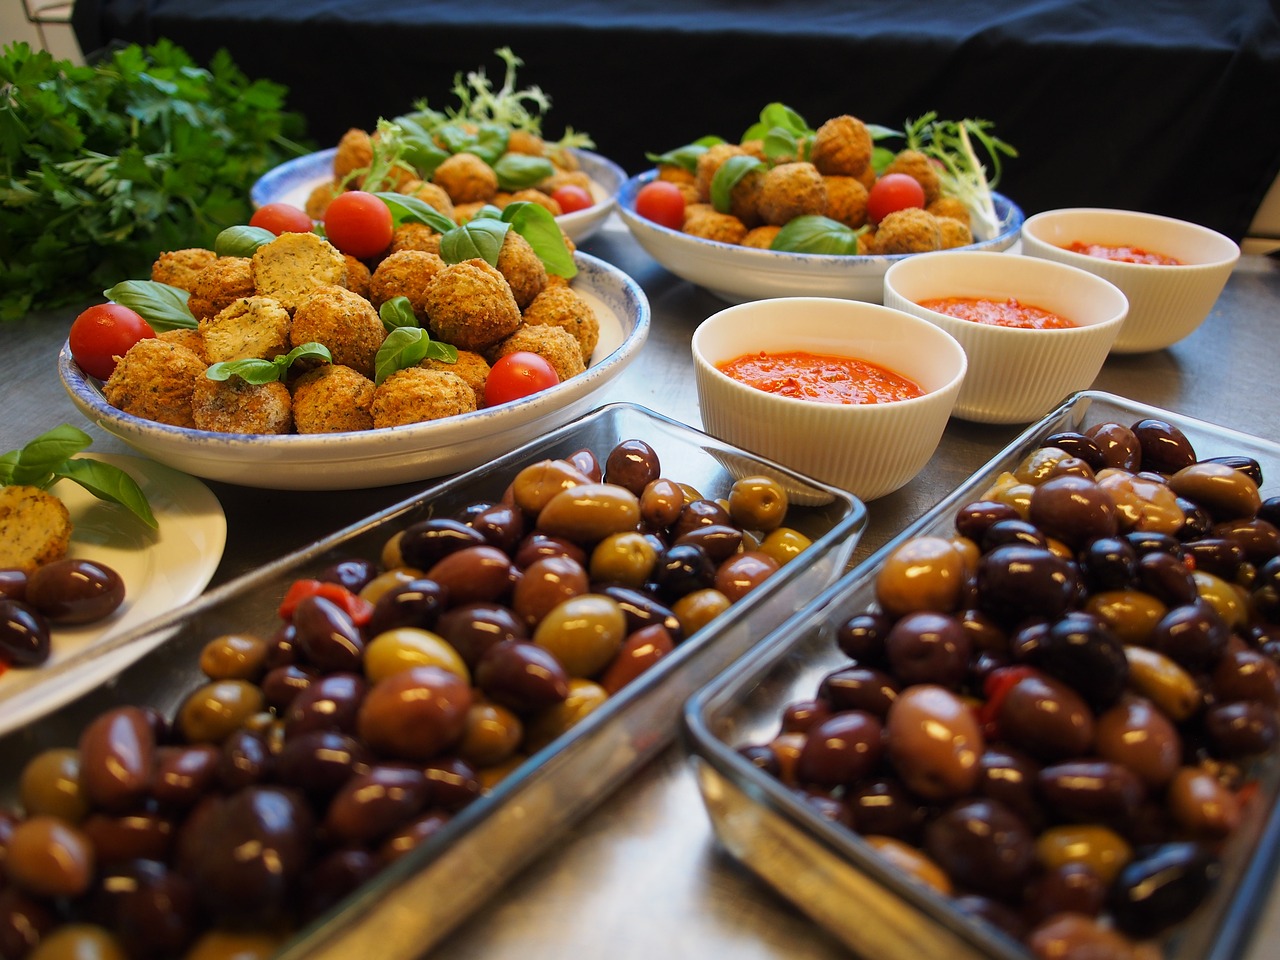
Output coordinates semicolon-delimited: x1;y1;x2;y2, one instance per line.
917;296;1076;330
1064;241;1183;265
717;350;924;405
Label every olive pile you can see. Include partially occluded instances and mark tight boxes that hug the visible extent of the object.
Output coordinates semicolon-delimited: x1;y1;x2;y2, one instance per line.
0;560;127;670
738;417;1280;958
0;439;812;960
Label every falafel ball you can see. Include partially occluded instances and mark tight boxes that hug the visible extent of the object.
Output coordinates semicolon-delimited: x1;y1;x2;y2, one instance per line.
390;223;444;256
756;162;827;227
405;180;456;220
433;152;499;205
883;149;943;205
420;349;490;407
103;338;205;428
521;285;599;361
937;215;974;249
424;258;522;352
369;249;448;319
451;201;489;224
291;285;386;380
292;364;376;433
251;231;349;312
371;367;477;428
503;188;562;217
151;248;218;293
823;175;870;229
487;323;585;384
810;115;873;178
187;257;255;323
684;209;749;245
695;143;748;203
538;170;592;196
334;128;373;181
506;130;548;156
200;295;292;364
306;181;342;221
742;225;783;249
157;327;208;361
873;208;943;254
192;376;292;435
343;255;373;299
496;231;548;309
927;195;971;228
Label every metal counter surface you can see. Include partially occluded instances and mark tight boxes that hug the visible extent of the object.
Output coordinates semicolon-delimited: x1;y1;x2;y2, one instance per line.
2;222;1278;958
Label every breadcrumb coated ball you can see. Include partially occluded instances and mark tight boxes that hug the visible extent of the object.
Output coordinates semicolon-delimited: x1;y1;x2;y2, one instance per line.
695;143;748;202
371;367;477;428
452;201;489;224
405;180;456;220
188;257;255;323
291;364;375;433
424;258;522;352
496;231;548;309
742;225;783;249
823;175;870;229
251;232;349;312
937;215;974;249
757;162;827;227
0;485;71;575
151;248;217;293
884;149;942;205
874;208;943;254
810;115;873;177
334;128;373;181
158;327;208;362
369;249;448;319
927;195;971;228
192;377;292;435
506;130;548;156
306;182;342;221
103;338;205;427
503;188;561;217
487;323;585;384
291;285;386;380
539;170;592;195
200;295;292;364
433;152;499;204
521;284;599;361
684;209;749;244
420;350;490;407
390;223;444;256
343;255;372;300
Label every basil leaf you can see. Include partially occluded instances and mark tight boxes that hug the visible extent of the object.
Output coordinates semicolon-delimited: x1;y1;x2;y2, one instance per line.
762;128;802;163
374;192;456;233
493;153;555;191
645;136;724;172
205;357;280;385
11;425;93;478
102;279;198;331
424;340;459;363
215;224;277;258
710;155;765;214
374;326;431;385
468;124;510;166
436;123;479;155
440;219;510;267
379;296;420;331
54;458;157;529
0;451;20;486
502;201;576;278
771;215;862;255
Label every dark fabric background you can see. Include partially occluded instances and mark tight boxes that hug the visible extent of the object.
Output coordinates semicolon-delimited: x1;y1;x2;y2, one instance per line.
72;0;1280;241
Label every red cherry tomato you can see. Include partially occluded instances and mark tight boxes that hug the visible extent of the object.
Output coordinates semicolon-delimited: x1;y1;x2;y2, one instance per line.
866;172;927;224
323;191;394;259
68;303;156;380
484;352;561;407
634;180;686;231
249;202;315;236
550;184;594;215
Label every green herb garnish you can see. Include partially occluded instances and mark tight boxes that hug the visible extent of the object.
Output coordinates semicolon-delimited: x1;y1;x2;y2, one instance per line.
902;113;1019;238
374;298;457;385
102;280;197;330
205;342;332;385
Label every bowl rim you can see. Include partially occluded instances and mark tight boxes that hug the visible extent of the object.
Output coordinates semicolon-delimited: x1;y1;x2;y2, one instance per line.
1020;206;1241;269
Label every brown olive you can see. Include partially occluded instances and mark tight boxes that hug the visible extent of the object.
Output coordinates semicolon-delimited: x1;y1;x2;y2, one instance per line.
976;746;1042;829
977;544;1080;624
0;885;57;958
1132;417;1197;474
0;567;28;601
1084;421;1141;470
1167;766;1241;838
291;594;365;673
874;535;967;617
675;523;743;563
199;633;270;681
151;744;221;807
283;672;366;738
356;666;471;761
522;678;609;753
77;705;156;812
1094;696;1181;788
1096;470;1185;535
1027;913;1141;960
885;684;984;801
88;858;197;959
1020;610;1128;710
25;558;125;624
18;748;88;822
1038;760;1145;827
512;532;588;570
0;597;51;666
536;482;642;542
1211;647;1280;706
182;929;283;960
365;578;448;637
603;439;661;495
323;765;429;845
599;623;675;694
924;798;1034;897
1108;842;1217;938
513;554;590;626
862;836;953;895
1211;516;1280;564
1204;699;1278;756
639;477;686;530
1150;602;1228;673
25;924;128;960
884;611;971;688
475;639;571;712
425;545;517;605
796;711;884;787
6;815;95;898
671;587;731;636
467;501;525;553
1028;475;1118;548
997;672;1094;761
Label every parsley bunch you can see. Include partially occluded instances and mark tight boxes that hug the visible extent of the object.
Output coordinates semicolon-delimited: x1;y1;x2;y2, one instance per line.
0;40;310;321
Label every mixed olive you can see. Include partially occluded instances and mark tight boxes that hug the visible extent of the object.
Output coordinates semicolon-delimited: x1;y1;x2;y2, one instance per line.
0;560;127;671
0;439;810;959
737;417;1280;958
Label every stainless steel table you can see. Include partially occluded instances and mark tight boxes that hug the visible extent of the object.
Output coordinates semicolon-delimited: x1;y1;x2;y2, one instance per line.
2;222;1278;958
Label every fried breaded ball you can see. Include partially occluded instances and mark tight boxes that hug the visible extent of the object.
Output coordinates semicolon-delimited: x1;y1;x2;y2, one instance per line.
742;225;783;249
103;338;205;427
390;223;444;256
810;115;873;178
539;170;592;195
927;195;971;228
343;255;372;299
371;367;477;428
487;324;585;384
521;285;599;362
657;163;695;188
726;167;765;228
192;376;292;435
937;215;974;249
683;209;749;245
158;327;208;362
251;232;349;312
420;350;490;407
151;248;218;293
874;208;943;254
200;296;292;364
306;182;342;221
695;143;748;202
334;128;373;181
823;175;870;229
0;485;71;575
291;364;375;434
452;201;489;224
369;250;448;319
884;149;943;205
507;130;548;156
424;258;522;352
433;152;499;204
503;188;561;217
291;286;386;380
187;257;255;323
496;232;548;310
757;162;827;227
404;180;456;220
684;202;715;225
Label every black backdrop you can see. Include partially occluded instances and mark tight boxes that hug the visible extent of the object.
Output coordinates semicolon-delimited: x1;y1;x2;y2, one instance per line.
72;0;1280;241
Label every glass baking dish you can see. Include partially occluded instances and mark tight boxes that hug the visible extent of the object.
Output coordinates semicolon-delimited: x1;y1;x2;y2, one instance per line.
0;402;866;959
683;390;1280;960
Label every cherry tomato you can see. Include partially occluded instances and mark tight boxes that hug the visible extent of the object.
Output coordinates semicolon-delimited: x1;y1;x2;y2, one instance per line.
323;190;394;259
551;184;594;215
68;303;156;380
634;180;686;231
249;202;315;236
866;172;927;224
484;352;561;407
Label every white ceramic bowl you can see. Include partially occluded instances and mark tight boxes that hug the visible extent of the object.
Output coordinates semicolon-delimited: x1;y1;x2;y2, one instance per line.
251;147;626;244
1019;207;1239;353
883;250;1128;425
616;170;1024;304
59;254;649;491
691;298;967;501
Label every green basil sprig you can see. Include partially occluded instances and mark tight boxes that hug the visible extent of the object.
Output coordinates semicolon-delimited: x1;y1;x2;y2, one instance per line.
710;155;766;214
374;193;457;234
205;342;332;385
441;218;511;267
645;135;726;173
215;224;278;258
102;280;197;330
770;215;864;255
373;298;458;385
493;152;556;191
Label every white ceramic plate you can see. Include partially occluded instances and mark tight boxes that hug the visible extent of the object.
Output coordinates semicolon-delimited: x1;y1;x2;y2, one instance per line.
0;453;226;733
616;170;1024;304
252;147;626;244
60;253;650;491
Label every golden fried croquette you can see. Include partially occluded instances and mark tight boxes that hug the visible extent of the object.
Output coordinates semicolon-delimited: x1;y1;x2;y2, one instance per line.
695;143;748;203
306;181;342;220
503;188;561;217
424;258;522;352
433;152;499;205
937;215;974;249
823;175;870;229
291;364;376;433
874;208;943;254
683;209;749;245
521;285;599;361
657;164;695;188
742;225;783;249
858;230;879;255
151;248;218;293
371;368;477;428
291;286;386;380
538;169;592;196
507;130;548;156
103;338;205;427
739;139;768;162
452;201;489;224
192;376;292;435
545;144;580;172
487;324;585;384
0;485;71;575
883;149;942;205
200;296;292;364
334;128;373;182
369;249;447;319
684;202;714;225
810;115;873;178
158;327;208;361
496;232;548;309
390;223;444;256
343;255;372;299
404;180;456;220
927;195;971;228
727;167;765;228
188;257;255;323
757;162;827;227
420;350;490;407
251;232;349;312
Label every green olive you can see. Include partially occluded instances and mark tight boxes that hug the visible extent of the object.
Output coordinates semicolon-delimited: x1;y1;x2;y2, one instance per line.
176;679;266;743
364;627;470;684
589;531;658;587
640;478;687;530
532;594;626;678
672;587;731;635
458;698;524;768
757;527;812;566
1035;824;1132;884
19;748;88;822
511;458;593;514
535;483;641;542
522;678;609;753
727;475;790;531
875;535;967;617
1084;589;1167;645
199;633;269;681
